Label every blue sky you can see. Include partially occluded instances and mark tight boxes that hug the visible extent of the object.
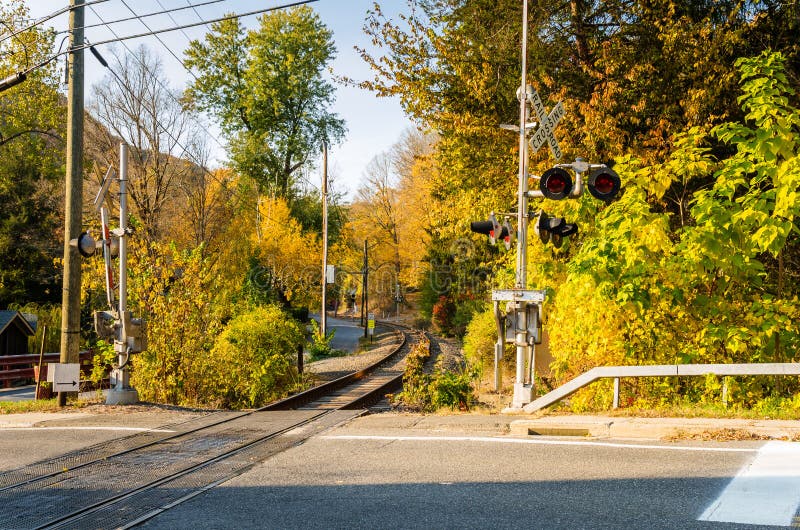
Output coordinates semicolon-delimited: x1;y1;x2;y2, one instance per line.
23;0;414;198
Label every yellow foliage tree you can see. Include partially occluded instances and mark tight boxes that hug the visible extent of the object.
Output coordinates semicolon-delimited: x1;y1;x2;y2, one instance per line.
252;195;322;308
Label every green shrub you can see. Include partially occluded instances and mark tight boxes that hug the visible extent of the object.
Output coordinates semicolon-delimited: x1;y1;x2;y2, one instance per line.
307;320;346;360
203;305;305;408
430;365;475;410
395;339;475;411
89;340;115;387
463;308;498;375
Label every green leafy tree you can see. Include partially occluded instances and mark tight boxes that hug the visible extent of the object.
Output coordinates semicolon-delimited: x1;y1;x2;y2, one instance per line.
184;6;345;199
546;52;800;411
0;0;65;306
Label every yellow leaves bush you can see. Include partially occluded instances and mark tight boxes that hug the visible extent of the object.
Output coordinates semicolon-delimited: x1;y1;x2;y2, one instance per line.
203;306;305;408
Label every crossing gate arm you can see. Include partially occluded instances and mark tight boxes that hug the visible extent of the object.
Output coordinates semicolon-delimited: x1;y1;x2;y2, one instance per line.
522;363;800;413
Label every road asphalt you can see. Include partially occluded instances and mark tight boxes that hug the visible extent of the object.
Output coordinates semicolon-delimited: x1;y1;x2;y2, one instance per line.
2;318;799;527
1;409;797;529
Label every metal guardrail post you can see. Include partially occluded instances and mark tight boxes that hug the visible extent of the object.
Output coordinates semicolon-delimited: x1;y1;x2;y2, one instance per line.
612;377;620;409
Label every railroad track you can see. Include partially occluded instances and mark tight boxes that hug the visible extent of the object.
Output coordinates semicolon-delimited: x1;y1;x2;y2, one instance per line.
0;323;426;530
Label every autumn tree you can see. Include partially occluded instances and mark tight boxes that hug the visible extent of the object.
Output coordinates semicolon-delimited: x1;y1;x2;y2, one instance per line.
88;45;206;243
183;6;345;200
359;0;800;335
0;0;65;305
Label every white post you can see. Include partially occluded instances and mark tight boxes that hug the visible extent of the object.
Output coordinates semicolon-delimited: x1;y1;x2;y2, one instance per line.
106;142;138;404
119;143;127;320
512;0;534;408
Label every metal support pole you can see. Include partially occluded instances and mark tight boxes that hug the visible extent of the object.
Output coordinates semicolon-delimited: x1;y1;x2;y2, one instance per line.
58;0;84;407
320;142;328;337
493;300;503;392
512;0;534;408
362;240;368;338
613;377;620;409
106;143;137;405
722;377;729;408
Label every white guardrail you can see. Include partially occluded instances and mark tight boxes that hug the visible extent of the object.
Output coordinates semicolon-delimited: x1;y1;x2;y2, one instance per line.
522;363;800;413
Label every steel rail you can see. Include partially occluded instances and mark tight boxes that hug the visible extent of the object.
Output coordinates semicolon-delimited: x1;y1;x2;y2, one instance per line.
0;325;407;493
39;410;335;530
0;324;416;529
263;324;407;410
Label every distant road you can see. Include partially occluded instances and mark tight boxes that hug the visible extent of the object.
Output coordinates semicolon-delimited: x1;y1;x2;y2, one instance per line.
311;314;365;353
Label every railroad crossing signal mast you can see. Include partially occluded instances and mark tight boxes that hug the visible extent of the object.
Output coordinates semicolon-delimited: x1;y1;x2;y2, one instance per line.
72;143;146;405
471;0;621;409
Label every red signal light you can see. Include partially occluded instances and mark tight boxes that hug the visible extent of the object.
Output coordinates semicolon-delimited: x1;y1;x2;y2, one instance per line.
587;167;621;202
540;167;573;200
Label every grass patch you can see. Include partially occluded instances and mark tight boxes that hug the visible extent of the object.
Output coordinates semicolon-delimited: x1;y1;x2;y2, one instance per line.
0;397;99;414
544;400;800;421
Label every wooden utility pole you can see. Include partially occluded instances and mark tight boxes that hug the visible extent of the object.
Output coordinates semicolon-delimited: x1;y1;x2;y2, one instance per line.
320;142;328;337
58;0;84;406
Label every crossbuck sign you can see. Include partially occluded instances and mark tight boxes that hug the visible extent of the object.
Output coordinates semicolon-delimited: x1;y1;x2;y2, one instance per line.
528;88;564;161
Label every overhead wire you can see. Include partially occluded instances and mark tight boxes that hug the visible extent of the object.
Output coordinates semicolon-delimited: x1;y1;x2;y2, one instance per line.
10;1;318;89
54;0;227;35
0;0;110;44
86;3;227;153
117;0;201;86
4;0;317;77
73;0;319;52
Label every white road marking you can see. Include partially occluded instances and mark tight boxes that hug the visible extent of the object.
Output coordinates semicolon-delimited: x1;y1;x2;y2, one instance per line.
320;434;755;453
0;426;175;433
699;441;800;527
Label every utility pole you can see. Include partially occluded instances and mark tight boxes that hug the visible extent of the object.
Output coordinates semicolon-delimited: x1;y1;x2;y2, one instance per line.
320;142;328;337
58;0;84;407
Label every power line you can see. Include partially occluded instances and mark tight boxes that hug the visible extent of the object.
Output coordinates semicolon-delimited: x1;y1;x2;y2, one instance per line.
11;1;319;82
54;0;227;36
0;0;110;45
78;0;319;51
118;0;200;83
86;5;227;153
155;0;199;43
185;0;213;32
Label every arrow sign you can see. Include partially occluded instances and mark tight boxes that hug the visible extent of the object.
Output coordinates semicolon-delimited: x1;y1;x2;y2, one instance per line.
47;363;81;392
528;89;564;160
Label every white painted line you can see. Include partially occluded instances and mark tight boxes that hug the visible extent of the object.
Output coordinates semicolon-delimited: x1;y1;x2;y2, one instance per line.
320;434;755;453
0;427;175;433
699;441;800;527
